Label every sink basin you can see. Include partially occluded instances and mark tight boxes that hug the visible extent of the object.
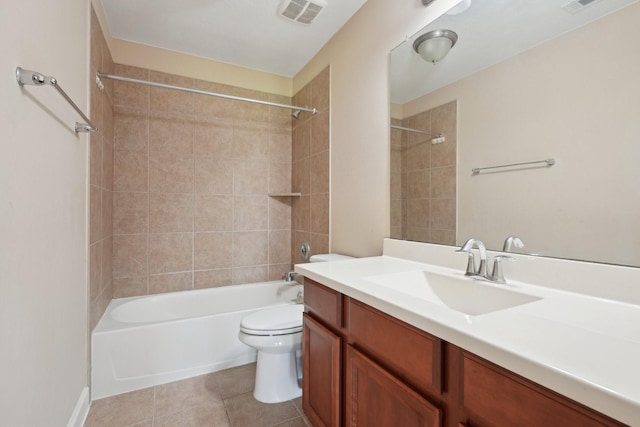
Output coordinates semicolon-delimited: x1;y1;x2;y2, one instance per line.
365;270;541;315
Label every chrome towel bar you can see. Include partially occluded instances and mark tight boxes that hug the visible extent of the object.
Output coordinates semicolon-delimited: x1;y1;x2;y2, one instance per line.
472;158;556;175
16;67;97;133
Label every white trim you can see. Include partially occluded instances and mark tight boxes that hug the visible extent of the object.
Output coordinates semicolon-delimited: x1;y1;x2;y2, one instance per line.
67;386;90;427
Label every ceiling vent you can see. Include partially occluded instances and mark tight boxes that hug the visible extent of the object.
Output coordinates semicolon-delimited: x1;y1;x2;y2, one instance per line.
562;0;600;14
278;0;327;24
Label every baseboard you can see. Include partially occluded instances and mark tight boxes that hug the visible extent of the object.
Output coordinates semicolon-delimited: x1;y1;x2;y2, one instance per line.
67;386;90;427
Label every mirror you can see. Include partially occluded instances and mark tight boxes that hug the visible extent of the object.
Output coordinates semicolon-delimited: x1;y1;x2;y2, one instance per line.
390;0;640;267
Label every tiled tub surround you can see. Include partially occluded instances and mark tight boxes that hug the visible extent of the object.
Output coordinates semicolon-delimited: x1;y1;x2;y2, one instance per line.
111;65;298;297
296;238;640;425
291;67;330;265
89;7;115;330
391;100;457;245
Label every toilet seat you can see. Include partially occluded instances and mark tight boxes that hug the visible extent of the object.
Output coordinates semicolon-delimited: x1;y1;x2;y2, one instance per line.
240;304;304;336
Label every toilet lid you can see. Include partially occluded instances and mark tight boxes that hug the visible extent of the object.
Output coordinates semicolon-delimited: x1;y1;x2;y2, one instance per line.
240;304;304;336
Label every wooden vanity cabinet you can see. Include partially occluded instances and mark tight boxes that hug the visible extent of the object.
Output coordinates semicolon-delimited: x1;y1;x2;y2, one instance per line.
302;278;627;427
303;278;443;427
456;350;626;427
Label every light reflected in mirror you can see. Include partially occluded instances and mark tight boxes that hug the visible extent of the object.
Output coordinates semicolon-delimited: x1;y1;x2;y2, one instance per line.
390;0;640;266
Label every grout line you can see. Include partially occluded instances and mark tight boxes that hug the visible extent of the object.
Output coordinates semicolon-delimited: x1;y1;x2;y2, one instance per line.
192;127;196;291
146;97;151;296
150;385;156;427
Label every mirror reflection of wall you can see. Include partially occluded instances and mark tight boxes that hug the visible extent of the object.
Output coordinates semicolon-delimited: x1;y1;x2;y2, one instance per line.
391;101;456;245
390;0;640;267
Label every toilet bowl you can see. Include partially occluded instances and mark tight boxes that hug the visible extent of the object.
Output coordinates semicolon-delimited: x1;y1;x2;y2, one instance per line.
238;253;353;403
238;304;304;403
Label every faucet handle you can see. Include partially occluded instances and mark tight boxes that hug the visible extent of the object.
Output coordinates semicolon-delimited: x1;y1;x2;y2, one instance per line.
488;255;515;283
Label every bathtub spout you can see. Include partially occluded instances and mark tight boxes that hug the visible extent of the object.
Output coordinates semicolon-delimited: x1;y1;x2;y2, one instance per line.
284;270;304;285
278;271;304;298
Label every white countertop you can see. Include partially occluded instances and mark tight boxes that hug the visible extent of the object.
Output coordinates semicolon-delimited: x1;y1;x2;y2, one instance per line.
295;253;640;426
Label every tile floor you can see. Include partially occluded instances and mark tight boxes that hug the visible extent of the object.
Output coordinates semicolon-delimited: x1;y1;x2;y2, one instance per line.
84;363;310;427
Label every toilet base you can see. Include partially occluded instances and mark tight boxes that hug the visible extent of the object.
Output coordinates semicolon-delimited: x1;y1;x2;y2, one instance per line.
253;350;302;403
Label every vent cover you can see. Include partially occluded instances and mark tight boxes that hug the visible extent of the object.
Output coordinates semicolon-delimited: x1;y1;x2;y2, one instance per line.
562;0;599;14
278;0;327;24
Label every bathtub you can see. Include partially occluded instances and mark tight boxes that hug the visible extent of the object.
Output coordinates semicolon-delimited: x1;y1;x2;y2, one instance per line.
91;280;302;400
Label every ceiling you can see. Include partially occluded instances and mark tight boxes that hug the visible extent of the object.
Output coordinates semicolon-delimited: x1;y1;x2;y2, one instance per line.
99;0;368;77
391;0;640;104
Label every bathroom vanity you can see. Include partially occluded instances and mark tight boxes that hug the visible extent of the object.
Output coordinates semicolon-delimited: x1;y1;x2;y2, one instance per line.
296;240;639;427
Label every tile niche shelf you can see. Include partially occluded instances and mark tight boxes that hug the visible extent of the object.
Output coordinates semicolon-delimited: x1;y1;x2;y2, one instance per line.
268;193;302;197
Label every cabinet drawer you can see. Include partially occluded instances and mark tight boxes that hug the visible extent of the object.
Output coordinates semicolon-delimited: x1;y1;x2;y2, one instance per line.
462;352;625;427
304;278;342;330
346;298;442;397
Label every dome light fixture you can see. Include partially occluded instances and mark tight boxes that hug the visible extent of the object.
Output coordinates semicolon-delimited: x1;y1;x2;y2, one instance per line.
413;29;458;64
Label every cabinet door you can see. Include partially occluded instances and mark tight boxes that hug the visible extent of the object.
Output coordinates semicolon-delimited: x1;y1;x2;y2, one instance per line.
345;346;441;427
303;313;341;427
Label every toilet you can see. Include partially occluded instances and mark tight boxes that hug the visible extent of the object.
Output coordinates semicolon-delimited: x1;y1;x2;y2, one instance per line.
238;253;352;403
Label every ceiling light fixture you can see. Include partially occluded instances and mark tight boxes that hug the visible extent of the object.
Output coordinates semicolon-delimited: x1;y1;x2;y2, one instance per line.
413;29;458;64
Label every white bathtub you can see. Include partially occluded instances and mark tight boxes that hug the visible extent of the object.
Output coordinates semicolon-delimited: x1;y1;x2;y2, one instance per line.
91;280;302;400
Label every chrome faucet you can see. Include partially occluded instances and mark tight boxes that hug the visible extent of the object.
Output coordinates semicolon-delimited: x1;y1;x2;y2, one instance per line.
456;238;488;277
457;238;515;283
278;271;304;296
284;270;304;285
503;236;524;252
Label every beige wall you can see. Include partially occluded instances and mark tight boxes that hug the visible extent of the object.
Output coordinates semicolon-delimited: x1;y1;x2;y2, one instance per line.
0;0;89;425
294;0;462;257
108;39;294;97
110;65;296;296
402;4;640;265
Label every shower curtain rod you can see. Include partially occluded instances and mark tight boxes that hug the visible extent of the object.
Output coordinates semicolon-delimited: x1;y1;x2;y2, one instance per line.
96;72;318;115
390;124;443;138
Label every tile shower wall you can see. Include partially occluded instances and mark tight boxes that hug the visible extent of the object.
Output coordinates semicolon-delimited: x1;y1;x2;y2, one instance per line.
89;7;115;330
111;66;295;297
391;117;403;239
291;67;331;264
390;100;457;245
